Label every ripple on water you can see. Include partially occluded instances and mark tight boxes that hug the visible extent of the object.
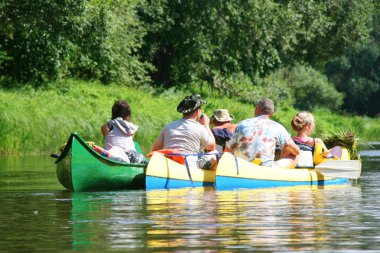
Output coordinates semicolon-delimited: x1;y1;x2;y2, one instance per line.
1;153;380;252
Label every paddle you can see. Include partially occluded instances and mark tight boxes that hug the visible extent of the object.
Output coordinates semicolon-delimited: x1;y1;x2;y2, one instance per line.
315;160;361;179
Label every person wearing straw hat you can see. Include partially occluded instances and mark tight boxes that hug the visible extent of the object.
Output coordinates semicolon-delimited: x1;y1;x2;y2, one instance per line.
210;109;237;153
225;98;300;168
151;94;218;170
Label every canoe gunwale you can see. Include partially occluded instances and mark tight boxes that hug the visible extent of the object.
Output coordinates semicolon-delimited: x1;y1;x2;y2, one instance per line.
55;132;147;192
55;132;146;168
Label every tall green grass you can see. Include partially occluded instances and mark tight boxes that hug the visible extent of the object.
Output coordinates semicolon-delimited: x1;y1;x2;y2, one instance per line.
1;79;379;155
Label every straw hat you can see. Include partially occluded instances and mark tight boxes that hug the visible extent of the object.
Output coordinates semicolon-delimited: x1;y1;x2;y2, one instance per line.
211;109;234;122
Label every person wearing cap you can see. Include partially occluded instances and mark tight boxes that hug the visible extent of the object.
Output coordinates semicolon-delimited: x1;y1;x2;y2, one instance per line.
225;98;300;168
151;94;218;170
210;109;237;153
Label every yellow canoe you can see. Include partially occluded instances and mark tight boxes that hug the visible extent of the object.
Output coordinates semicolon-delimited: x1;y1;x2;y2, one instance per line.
216;152;351;190
145;151;359;190
146;152;216;190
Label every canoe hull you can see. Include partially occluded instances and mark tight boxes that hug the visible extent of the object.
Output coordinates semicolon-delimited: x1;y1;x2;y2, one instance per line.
216;153;350;190
145;151;356;191
146;175;215;190
216;175;349;191
146;152;215;190
55;133;146;192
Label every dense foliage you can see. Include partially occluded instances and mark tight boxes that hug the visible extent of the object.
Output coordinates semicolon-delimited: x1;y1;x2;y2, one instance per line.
261;64;344;111
141;0;373;86
326;43;380;117
0;0;378;116
0;0;151;85
326;6;380;117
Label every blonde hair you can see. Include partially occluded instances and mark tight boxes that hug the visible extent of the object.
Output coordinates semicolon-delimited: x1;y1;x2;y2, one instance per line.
291;111;315;132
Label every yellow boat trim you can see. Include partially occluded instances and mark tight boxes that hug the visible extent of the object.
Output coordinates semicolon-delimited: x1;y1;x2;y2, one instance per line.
216;152;333;181
146;152;216;182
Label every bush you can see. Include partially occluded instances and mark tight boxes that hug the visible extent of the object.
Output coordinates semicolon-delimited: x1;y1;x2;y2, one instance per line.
261;65;344;111
326;41;380;116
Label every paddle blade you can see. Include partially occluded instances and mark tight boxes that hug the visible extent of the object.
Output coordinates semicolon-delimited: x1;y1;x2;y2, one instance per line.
315;160;361;179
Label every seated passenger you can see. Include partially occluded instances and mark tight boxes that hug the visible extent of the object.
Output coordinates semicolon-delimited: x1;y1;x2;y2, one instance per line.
151;94;218;170
291;111;328;151
291;111;335;166
99;100;146;164
225;98;300;168
210;109;237;153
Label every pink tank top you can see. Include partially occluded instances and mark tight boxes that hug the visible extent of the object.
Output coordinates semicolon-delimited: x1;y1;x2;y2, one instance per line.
292;136;313;145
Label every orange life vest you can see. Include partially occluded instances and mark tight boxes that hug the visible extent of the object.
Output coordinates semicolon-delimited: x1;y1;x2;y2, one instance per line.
148;149;186;164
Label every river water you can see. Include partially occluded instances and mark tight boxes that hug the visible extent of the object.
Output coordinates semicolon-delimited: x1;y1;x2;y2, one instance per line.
0;145;379;252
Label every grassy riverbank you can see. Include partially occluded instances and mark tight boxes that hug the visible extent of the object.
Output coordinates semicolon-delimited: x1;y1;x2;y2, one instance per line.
0;79;379;155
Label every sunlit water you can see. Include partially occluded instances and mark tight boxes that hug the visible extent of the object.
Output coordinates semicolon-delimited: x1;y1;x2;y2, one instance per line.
0;146;379;252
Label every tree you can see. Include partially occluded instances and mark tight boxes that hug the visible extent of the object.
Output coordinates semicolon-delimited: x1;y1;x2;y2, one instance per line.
281;0;373;68
0;0;86;83
326;42;380;116
262;64;344;111
0;0;151;86
325;4;380;116
140;0;374;93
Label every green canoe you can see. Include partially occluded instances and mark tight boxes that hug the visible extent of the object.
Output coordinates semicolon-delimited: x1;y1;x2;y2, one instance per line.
55;133;146;192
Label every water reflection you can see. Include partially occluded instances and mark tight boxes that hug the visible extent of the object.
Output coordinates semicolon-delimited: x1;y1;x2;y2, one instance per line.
214;185;363;251
146;188;219;250
143;184;363;251
0;155;64;192
0;148;379;252
70;191;149;251
0;191;72;252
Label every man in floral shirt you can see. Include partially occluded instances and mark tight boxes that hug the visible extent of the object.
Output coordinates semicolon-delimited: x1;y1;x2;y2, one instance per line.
225;98;300;167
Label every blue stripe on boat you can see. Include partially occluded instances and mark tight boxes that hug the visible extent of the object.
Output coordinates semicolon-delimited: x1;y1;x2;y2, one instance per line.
215;176;349;191
146;176;215;190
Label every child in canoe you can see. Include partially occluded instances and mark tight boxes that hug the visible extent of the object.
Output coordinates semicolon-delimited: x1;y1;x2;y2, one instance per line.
94;100;146;164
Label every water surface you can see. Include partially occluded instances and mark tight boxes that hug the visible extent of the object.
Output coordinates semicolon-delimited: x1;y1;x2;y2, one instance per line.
0;149;379;252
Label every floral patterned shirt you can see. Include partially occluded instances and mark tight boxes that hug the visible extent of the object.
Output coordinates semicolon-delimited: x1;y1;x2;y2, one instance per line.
226;115;291;166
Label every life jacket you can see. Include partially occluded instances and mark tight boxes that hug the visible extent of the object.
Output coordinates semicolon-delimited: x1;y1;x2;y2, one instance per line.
212;128;233;148
293;139;314;167
148;149;186;165
294;139;346;167
293;139;314;152
313;143;346;165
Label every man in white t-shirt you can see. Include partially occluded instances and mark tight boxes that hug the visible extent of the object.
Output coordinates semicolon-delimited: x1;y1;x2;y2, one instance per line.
151;94;218;169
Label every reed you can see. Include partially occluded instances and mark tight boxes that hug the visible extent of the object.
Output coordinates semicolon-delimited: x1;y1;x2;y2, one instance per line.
321;130;360;160
0;79;380;155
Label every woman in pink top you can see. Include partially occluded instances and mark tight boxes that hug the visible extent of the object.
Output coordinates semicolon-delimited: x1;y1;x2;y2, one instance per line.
291;111;328;152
